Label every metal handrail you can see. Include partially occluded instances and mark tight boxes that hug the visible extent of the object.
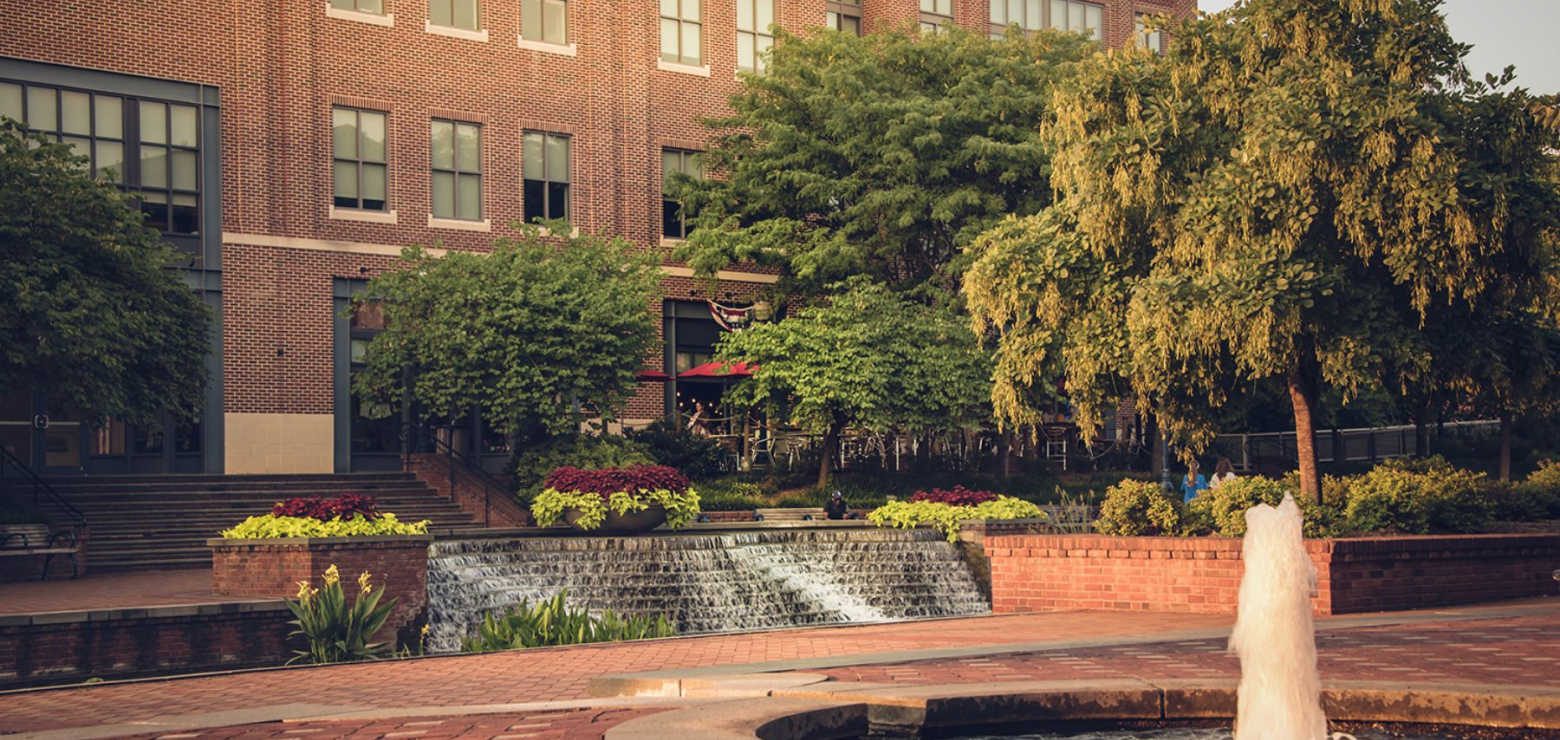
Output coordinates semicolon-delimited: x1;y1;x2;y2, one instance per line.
0;446;86;529
399;421;509;528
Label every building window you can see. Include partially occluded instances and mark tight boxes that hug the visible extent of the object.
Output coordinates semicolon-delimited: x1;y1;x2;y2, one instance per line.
331;0;384;13
430;0;478;29
1048;0;1102;39
991;0;1043;37
826;0;861;35
333;107;389;212
1;80;205;237
660;0;702;65
431;119;481;221
919;0;953;33
737;0;775;74
523;131;570;223
521;0;566;44
661;148;702;240
1135;13;1165;53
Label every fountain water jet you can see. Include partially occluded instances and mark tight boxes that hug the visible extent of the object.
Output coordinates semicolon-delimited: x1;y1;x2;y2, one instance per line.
1228;493;1328;740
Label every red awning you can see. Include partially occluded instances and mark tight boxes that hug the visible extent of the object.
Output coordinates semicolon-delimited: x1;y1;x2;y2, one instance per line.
678;361;758;379
635;369;671;382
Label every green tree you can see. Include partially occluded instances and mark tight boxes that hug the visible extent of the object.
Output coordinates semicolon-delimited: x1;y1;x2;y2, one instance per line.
965;1;1560;501
354;225;662;454
715;279;991;486
672;26;1095;300
0;122;210;426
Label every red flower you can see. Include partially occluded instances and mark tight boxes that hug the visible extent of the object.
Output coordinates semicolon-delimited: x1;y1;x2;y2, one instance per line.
543;465;691;502
909;486;997;507
271;494;382;521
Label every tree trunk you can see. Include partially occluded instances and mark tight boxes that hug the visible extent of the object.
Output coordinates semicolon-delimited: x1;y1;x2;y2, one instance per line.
1286;353;1321;504
1147;413;1164;477
998;433;1012;481
1499;410;1514;482
817;414;846;489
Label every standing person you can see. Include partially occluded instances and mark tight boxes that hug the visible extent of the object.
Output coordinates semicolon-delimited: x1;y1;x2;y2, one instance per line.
1182;460;1209;502
1210;457;1238;490
824;490;850;520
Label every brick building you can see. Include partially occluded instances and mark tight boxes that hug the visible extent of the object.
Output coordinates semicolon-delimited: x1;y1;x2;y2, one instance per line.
0;0;1192;477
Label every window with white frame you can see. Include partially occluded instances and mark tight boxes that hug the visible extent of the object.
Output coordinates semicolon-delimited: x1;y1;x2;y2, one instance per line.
331;0;384;13
737;0;775;74
660;0;702;66
522;0;566;44
430;0;478;29
431;119;481;221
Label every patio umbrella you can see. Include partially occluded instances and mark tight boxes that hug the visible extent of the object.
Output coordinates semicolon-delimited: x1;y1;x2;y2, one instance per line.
635;369;671;382
678;361;758;379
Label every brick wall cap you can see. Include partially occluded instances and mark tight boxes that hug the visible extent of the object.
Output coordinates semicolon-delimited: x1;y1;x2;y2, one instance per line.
207;534;435;547
5;600;288;627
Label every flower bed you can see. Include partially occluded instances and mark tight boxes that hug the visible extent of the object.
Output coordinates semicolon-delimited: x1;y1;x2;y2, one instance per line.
221;494;430;539
530;465;701;532
870;495;1044;541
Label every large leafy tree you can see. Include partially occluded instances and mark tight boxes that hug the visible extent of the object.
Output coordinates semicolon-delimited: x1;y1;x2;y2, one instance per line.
716;279;991;487
965;0;1560;501
354;226;662;450
672;26;1095;300
0;122;211;425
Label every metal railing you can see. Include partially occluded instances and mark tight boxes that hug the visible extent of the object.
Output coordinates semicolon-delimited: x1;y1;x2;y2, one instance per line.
0;446;86;529
399;422;510;528
1212;420;1500;472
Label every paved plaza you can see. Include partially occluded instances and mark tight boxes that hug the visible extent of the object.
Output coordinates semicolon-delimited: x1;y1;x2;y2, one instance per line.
2;597;1555;740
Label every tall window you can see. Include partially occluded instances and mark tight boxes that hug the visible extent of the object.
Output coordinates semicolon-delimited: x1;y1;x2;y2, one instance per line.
1135;13;1165;53
523;131;570;223
991;0;1043;37
521;0;567;44
333;107;388;212
1;81;203;238
660;0;702;65
661;148;702;240
431;119;481;221
1048;0;1102;39
737;0;775;74
430;0;478;29
919;0;953;33
331;0;384;13
826;0;861;35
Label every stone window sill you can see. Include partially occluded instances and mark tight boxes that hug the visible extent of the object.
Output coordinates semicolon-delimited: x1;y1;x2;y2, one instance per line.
425;21;489;42
657;60;711;77
517;37;578;56
324;4;395;26
537;224;581;238
660;236;687;248
428;215;491;232
330;206;398;224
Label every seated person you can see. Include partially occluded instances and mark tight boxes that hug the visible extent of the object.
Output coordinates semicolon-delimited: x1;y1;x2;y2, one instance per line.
824;490;850;520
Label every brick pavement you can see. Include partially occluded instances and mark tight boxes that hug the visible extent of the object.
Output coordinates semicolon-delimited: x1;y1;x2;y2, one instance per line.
106;709;664;740
0;570;217;616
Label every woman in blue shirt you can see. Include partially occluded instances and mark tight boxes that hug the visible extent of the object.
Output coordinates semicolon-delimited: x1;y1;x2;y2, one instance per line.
1182;459;1209;502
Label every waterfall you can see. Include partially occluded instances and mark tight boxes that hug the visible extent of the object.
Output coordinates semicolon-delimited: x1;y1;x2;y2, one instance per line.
424;529;990;653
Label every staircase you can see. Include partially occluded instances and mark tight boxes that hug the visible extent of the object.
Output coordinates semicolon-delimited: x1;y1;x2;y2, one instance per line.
38;473;477;572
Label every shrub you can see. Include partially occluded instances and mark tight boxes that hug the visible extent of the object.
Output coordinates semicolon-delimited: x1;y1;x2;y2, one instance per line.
1339;457;1492;535
221;513;429;539
869;495;1044;541
461;591;676;653
1093;480;1184;536
1186;476;1333;538
1513;459;1560;519
511;435;655;498
531;465;701;530
910;486;998;507
698;479;769;511
271;493;381;521
626;419;727;480
285;565;398;665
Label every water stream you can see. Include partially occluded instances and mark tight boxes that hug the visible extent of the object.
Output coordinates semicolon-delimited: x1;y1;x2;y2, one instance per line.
424;528;989;653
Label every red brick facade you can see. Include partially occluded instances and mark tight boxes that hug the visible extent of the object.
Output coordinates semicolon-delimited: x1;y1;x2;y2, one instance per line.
0;0;1193;472
986;533;1560;616
209;535;431;644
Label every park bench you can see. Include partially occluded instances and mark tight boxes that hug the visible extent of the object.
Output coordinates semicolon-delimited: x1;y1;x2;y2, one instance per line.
0;524;80;580
754;507;830;522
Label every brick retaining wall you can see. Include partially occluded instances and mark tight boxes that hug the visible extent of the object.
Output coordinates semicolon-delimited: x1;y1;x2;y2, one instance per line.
209;536;431;647
0;602;290;688
405;454;529;528
986;533;1560;616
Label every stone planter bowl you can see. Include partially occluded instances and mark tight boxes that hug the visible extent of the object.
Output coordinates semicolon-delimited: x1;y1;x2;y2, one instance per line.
564;504;667;535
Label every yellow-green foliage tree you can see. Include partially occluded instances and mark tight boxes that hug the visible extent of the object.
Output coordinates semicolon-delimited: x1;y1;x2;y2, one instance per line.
965;0;1560;502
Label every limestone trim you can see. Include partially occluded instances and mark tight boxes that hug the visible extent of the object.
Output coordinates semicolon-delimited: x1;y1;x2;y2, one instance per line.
223;232;445;258
427;215;492;232
324;3;395;26
517;37;579;56
329;205;399;224
425;20;489;42
223;413;334;475
657;60;712;77
660;264;780;284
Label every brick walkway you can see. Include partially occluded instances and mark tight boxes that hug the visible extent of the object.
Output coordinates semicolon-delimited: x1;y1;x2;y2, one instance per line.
0;570;218;615
3;602;1558;739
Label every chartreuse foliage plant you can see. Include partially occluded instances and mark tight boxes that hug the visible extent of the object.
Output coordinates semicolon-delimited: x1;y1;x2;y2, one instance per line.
964;0;1560;503
1184;476;1333;539
869;495;1043;541
1093;480;1184;537
461;591;676;653
221;513;429;539
1339;456;1493;535
286;565;399;665
530;488;700;530
1;121;211;427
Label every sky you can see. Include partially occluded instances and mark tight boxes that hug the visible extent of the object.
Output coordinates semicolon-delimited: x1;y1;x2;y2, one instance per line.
1194;0;1560;94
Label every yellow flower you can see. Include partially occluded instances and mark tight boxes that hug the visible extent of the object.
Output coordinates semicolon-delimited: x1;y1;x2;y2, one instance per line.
295;579;313;600
323;564;340;586
357;570;373;595
420;624;430;636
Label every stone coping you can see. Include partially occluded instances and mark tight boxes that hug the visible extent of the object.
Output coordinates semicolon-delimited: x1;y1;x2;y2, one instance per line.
206;534;435;547
602;677;1560;739
987;532;1560;551
429;517;1055;541
0;598;288;627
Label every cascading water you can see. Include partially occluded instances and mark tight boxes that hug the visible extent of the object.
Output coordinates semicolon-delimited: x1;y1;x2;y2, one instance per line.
423;528;989;653
1227;494;1329;740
